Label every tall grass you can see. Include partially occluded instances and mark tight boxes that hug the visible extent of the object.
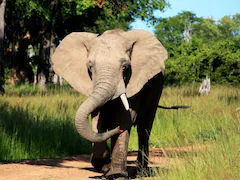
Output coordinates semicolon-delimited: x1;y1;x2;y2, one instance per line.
0;85;90;161
130;85;240;179
1;84;239;179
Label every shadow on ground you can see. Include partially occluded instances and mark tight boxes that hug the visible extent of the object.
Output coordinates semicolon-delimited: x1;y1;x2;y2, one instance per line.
88;166;170;179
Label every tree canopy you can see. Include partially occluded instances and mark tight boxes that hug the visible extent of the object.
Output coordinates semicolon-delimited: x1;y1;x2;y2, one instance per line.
2;0;169;87
2;2;239;87
155;11;240;85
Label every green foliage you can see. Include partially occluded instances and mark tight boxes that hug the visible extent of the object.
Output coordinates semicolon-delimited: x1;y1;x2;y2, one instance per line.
155;12;240;85
165;38;240;85
3;0;169;79
5;0;169;40
195;129;218;141
218;14;240;38
155;11;199;55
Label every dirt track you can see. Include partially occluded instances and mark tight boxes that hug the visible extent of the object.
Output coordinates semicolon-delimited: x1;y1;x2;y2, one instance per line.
0;145;205;180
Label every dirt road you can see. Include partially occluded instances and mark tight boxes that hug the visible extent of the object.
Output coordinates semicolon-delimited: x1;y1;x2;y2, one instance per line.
0;145;205;180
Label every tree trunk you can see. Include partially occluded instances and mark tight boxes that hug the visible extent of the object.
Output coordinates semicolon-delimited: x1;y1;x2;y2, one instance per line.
15;32;33;84
52;73;63;86
50;30;57;59
0;0;6;94
49;0;62;86
38;36;50;90
49;30;63;86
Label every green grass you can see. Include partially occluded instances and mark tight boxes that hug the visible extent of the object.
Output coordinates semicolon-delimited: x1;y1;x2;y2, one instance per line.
0;84;240;179
0;85;90;161
130;85;240;179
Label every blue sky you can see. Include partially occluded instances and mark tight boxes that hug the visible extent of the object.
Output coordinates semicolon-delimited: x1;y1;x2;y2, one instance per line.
131;0;240;33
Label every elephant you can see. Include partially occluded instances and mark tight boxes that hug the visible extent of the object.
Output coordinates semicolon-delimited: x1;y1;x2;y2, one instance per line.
51;29;168;179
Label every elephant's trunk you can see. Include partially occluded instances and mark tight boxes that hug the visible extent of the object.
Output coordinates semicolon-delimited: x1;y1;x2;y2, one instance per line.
75;72;121;142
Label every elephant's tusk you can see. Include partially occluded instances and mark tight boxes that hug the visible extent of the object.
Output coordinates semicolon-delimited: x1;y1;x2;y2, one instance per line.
120;94;129;111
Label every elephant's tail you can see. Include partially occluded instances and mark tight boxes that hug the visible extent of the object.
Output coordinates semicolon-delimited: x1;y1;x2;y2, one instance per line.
158;105;191;110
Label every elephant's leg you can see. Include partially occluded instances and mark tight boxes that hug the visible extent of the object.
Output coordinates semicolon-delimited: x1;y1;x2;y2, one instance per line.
136;118;154;169
105;99;133;179
91;141;111;172
105;130;130;179
136;73;164;169
90;110;111;172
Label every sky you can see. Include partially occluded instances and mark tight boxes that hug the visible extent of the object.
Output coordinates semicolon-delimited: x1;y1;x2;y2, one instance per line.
131;0;240;33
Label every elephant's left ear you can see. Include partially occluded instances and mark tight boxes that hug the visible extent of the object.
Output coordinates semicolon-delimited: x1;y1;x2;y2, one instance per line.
122;30;168;97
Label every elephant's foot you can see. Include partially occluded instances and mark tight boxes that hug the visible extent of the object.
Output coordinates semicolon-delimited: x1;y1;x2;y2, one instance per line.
91;142;111;172
104;170;128;180
104;154;128;179
104;131;130;179
90;150;111;172
103;174;129;180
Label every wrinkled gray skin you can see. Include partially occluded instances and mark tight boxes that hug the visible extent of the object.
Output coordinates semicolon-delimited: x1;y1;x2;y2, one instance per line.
52;29;167;179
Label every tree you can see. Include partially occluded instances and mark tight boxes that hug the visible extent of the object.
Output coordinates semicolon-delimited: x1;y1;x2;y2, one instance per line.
218;14;240;38
155;12;240;85
155;11;199;56
193;18;223;42
0;0;6;93
3;0;169;87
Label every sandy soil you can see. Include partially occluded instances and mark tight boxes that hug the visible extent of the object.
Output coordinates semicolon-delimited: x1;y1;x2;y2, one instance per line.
0;145;206;180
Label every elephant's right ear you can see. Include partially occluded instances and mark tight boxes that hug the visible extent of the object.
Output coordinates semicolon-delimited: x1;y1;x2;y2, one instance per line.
51;32;98;96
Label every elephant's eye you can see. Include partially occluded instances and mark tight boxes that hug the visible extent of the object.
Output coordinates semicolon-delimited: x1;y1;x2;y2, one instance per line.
87;61;94;72
122;62;131;85
120;58;130;70
122;63;130;70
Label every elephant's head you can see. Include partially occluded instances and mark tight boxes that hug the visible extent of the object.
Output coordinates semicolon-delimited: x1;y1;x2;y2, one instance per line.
51;29;168;142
